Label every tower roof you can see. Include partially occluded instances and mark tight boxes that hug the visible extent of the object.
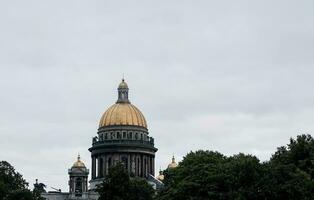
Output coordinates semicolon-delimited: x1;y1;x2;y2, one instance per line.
167;155;178;169
72;154;86;168
99;79;147;129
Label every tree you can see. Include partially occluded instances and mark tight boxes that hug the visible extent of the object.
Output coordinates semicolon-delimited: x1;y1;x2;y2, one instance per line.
261;134;314;199
129;177;154;200
0;161;34;200
271;134;314;178
156;135;314;200
223;153;265;199
97;163;154;200
156;151;230;200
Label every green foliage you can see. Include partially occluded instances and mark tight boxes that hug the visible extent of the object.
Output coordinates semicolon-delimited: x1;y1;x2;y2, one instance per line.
156;134;314;200
262;134;314;199
157;151;265;200
0;161;34;200
271;134;314;178
97;163;154;200
129;177;154;200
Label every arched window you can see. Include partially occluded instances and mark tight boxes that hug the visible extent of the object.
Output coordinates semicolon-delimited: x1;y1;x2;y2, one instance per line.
75;177;82;195
117;132;121;139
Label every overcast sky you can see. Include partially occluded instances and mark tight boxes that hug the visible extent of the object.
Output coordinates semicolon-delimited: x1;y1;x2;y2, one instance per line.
1;0;314;191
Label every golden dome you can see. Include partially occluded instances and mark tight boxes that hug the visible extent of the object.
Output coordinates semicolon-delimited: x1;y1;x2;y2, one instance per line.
156;169;164;181
167;155;178;169
72;154;86;168
99;79;147;129
99;103;147;128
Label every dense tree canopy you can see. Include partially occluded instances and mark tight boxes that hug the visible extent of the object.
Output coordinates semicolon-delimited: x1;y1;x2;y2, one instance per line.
156;134;314;200
263;134;314;199
0;161;34;200
97;163;154;200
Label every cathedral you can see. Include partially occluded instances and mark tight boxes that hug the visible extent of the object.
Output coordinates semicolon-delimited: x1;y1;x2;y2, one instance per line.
41;79;175;200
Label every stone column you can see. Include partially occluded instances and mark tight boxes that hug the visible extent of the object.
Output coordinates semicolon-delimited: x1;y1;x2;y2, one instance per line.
92;156;96;179
103;154;106;177
142;155;145;177
152;156;155;176
137;155;141;177
128;154;131;174
148;156;151;175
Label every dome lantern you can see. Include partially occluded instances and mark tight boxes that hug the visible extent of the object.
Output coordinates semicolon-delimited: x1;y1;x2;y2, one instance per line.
117;79;130;103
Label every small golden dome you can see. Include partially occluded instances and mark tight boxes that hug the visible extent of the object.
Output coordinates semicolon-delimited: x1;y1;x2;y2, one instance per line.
118;79;128;89
156;169;164;181
72;154;86;168
99;103;147;128
167;155;177;169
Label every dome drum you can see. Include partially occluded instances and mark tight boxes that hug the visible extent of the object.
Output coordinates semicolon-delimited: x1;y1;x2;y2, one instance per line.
98;125;148;133
90;142;157;156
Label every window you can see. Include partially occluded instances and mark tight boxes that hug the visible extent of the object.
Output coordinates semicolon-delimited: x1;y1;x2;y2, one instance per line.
135;133;138;139
117;132;121;139
123;132;126;138
75;177;82;195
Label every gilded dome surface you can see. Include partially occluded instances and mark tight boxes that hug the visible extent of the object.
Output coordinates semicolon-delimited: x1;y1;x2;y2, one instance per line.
167;156;178;169
72;155;86;168
99;103;147;128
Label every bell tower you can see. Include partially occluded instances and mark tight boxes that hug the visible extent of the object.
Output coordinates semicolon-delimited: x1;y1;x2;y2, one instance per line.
68;155;89;197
